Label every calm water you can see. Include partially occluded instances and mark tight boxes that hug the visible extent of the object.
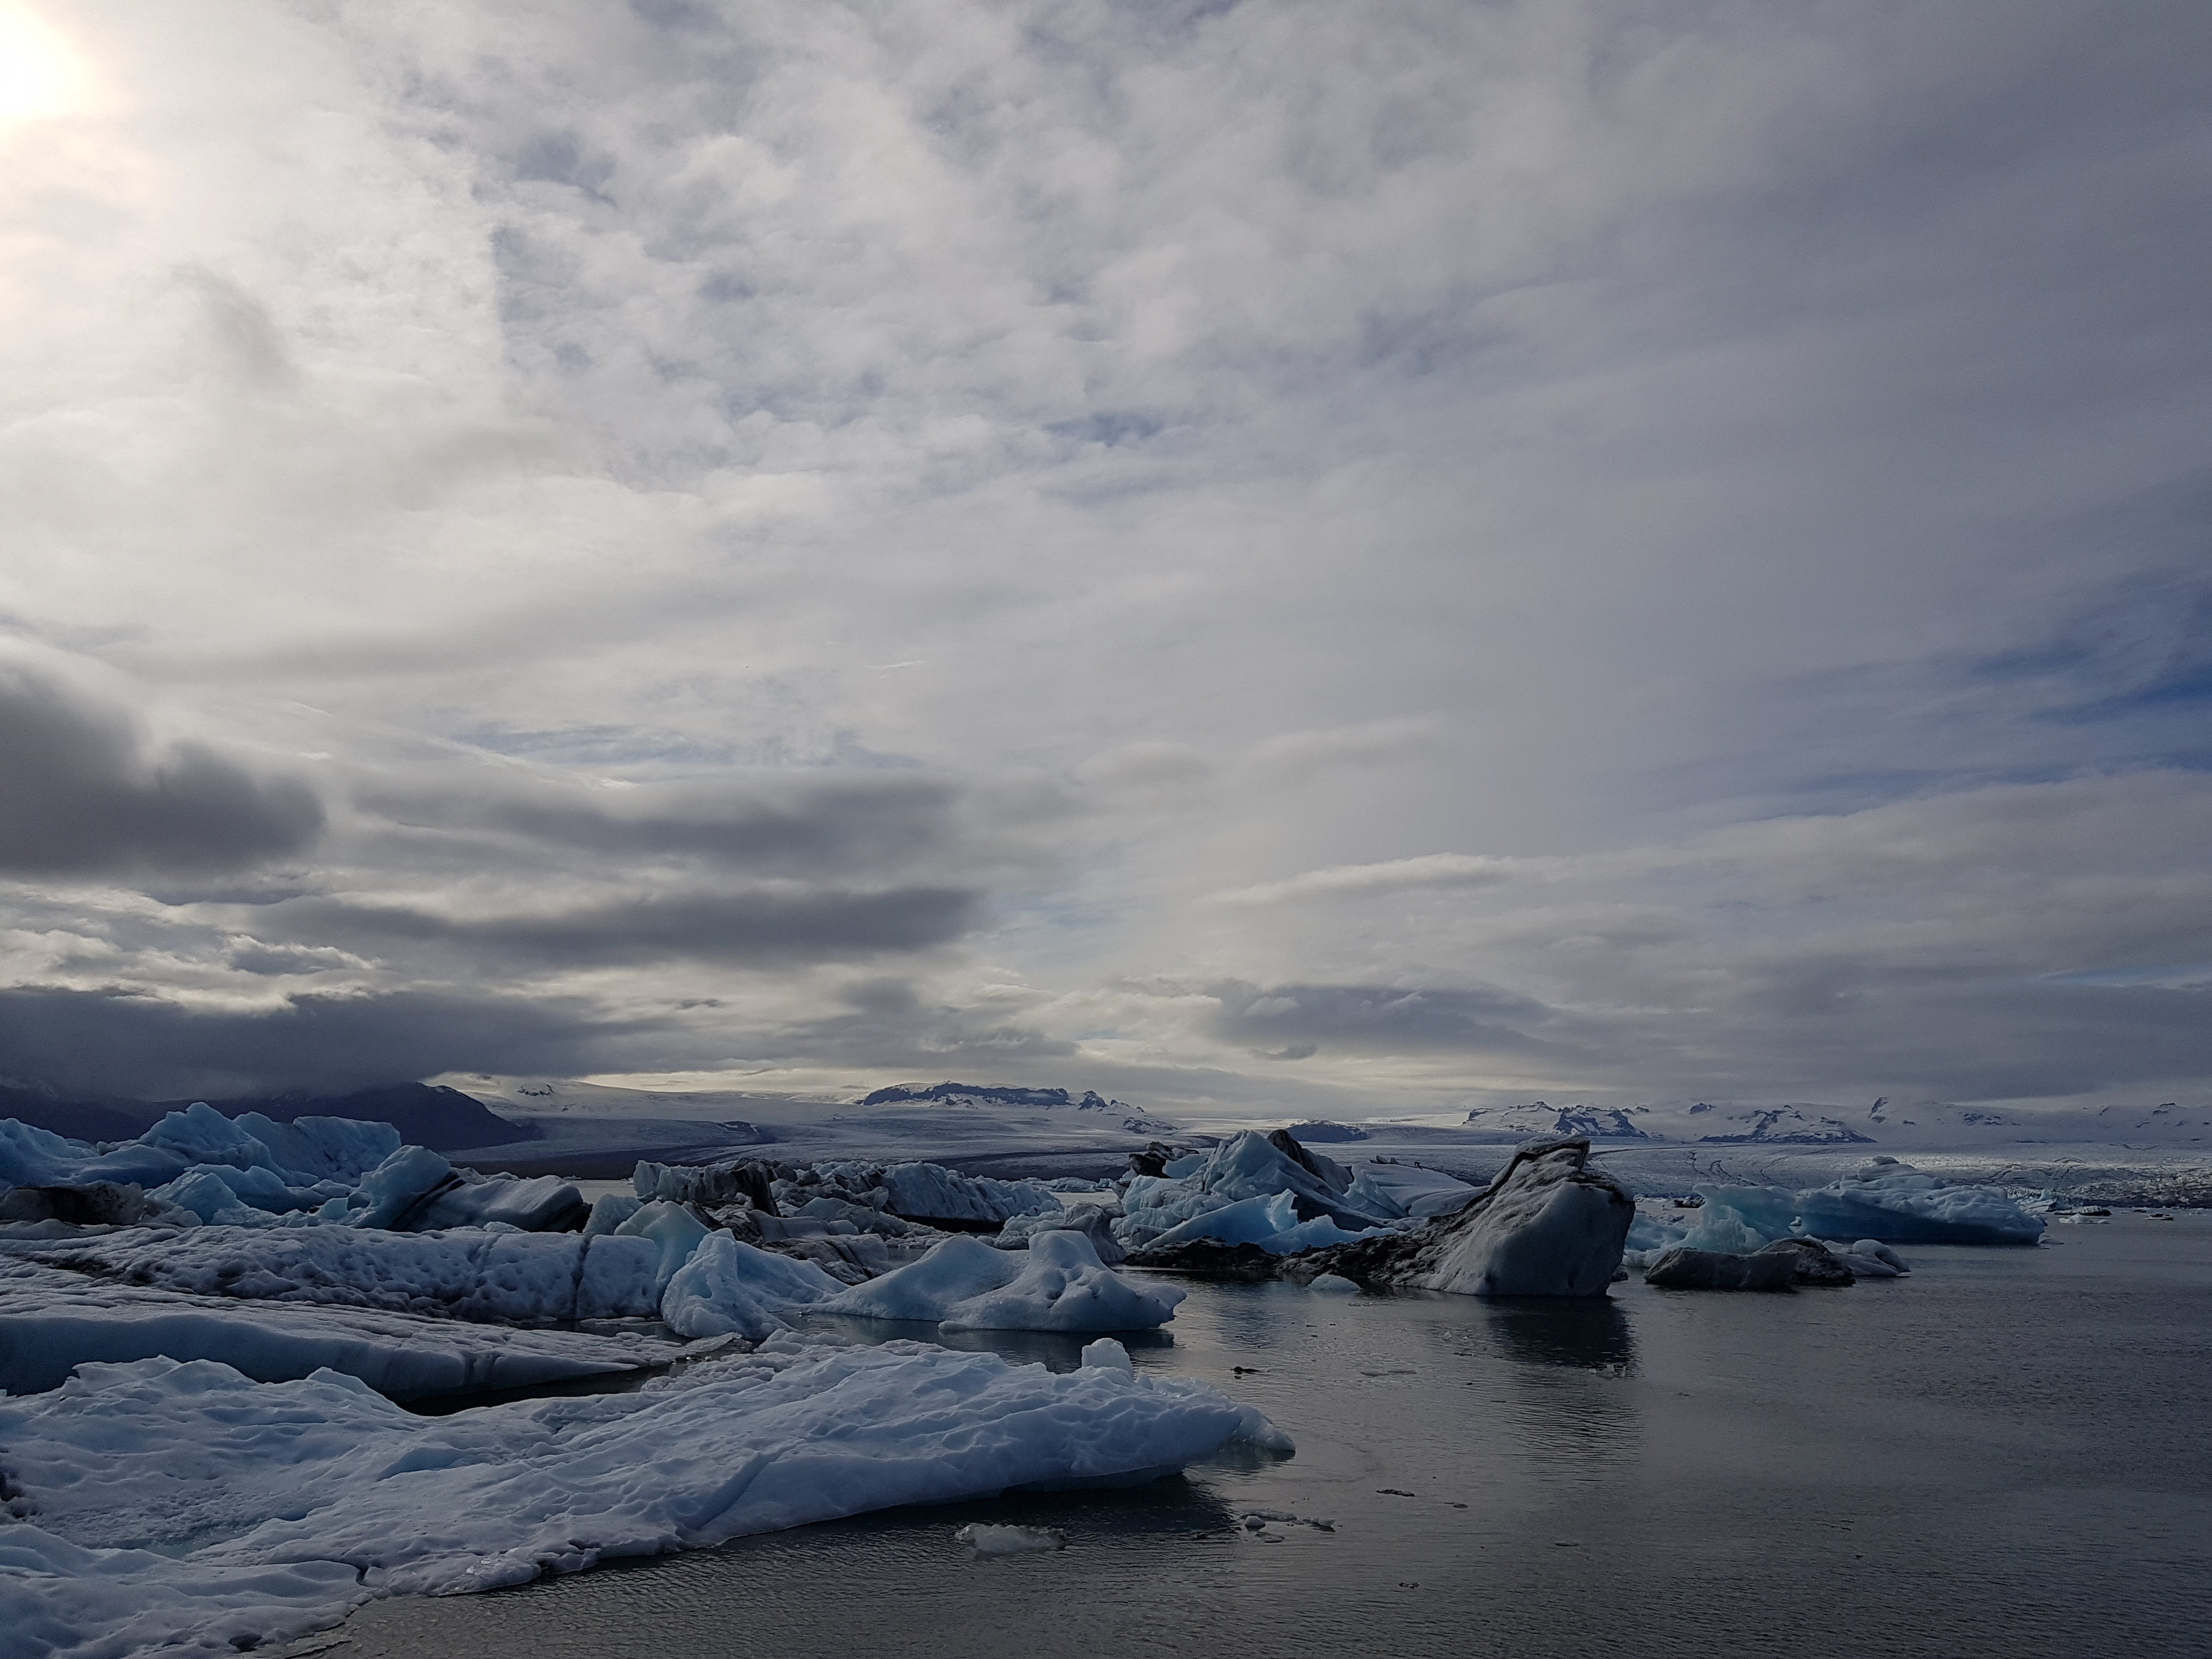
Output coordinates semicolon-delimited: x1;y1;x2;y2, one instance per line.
334;1215;2212;1659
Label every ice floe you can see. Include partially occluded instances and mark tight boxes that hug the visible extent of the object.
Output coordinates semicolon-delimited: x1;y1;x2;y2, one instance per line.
0;1336;1287;1658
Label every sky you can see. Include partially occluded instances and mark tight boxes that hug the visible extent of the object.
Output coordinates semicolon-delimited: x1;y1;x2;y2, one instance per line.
1;0;2207;1115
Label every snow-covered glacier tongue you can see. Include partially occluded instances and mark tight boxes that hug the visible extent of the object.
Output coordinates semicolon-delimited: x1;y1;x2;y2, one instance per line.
0;1338;1290;1659
1299;1136;1635;1297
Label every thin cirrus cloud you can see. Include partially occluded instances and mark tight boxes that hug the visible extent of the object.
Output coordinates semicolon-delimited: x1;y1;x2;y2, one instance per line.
0;2;2206;1109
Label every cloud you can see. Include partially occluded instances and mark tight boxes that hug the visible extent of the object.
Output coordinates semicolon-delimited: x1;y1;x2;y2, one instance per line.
0;985;650;1099
1209;852;1513;906
0;663;322;877
270;885;982;968
0;4;2204;1109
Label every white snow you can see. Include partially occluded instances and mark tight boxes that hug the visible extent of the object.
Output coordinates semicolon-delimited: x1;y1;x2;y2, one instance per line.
0;1338;1286;1658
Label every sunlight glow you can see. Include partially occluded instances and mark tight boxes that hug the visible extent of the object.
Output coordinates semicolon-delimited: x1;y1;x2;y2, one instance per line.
0;2;88;126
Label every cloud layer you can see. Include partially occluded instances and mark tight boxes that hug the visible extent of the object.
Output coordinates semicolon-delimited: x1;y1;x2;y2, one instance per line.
0;1;2206;1109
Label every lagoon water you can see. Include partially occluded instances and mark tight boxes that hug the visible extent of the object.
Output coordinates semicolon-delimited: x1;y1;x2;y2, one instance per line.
335;1213;2212;1659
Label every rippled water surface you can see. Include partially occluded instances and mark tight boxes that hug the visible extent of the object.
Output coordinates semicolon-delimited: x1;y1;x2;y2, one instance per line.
334;1214;2212;1659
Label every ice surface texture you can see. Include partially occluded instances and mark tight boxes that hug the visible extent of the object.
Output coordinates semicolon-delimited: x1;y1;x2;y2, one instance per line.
0;1338;1285;1659
9;1223;664;1323
1304;1137;1634;1297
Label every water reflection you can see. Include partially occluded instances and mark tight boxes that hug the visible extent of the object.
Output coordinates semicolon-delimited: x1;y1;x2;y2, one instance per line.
1481;1297;1637;1375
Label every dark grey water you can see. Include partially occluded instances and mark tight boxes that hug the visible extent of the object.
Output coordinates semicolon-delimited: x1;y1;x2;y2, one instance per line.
334;1215;2212;1659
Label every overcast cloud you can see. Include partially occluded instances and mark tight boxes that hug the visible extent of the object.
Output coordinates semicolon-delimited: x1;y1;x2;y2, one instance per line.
0;1;2206;1111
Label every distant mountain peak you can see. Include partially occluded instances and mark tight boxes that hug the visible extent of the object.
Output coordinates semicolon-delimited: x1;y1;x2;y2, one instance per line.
857;1081;1133;1114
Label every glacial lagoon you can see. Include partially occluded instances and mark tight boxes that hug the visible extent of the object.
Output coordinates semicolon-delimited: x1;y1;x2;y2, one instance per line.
333;1211;2212;1659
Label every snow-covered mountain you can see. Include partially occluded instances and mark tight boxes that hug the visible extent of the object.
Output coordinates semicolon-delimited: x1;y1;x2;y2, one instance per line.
1459;1097;2212;1153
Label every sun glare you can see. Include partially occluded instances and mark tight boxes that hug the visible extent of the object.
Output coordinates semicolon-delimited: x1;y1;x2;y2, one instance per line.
0;1;88;126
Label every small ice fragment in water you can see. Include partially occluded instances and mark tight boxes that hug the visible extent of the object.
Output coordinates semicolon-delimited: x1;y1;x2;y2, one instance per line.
955;1523;1068;1556
1309;1273;1359;1295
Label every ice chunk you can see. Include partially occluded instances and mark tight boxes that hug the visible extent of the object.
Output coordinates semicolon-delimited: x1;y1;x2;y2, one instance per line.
1794;1159;2044;1245
996;1206;1126;1263
956;1523;1066;1555
1305;1137;1633;1297
938;1230;1186;1333
581;1191;643;1237
229;1113;400;1182
16;1222;668;1323
1644;1246;1798;1291
0;1260;664;1398
634;1156;777;1210
1115;1130;1397;1249
1138;1189;1388;1257
1080;1337;1135;1375
1308;1273;1360;1295
612;1199;713;1293
410;1172;588;1233
348;1144;459;1229
877;1162;1062;1225
812;1235;1025;1322
0;1340;1280;1657
661;1233;846;1341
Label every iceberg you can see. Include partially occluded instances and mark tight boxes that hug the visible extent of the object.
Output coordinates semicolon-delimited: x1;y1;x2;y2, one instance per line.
1643;1246;1799;1291
0;1338;1286;1659
1304;1137;1633;1297
811;1234;1025;1322
9;1222;664;1324
0;1260;664;1399
1138;1189;1389;1257
814;1232;1182;1332
1117;1129;1397;1251
1794;1159;2044;1245
660;1233;845;1341
938;1231;1185;1333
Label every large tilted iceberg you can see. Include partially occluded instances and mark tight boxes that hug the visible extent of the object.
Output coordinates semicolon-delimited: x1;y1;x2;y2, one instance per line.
1299;1136;1635;1297
0;1337;1289;1659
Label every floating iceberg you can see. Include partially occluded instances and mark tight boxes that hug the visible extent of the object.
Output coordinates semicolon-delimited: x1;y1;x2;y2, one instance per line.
1795;1159;2044;1245
660;1232;845;1341
939;1231;1185;1333
1139;1189;1387;1256
9;1222;664;1324
0;1259;664;1398
1118;1130;1398;1252
0;1337;1287;1658
1624;1159;2038;1263
814;1232;1182;1332
1643;1245;1799;1291
1304;1137;1633;1297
